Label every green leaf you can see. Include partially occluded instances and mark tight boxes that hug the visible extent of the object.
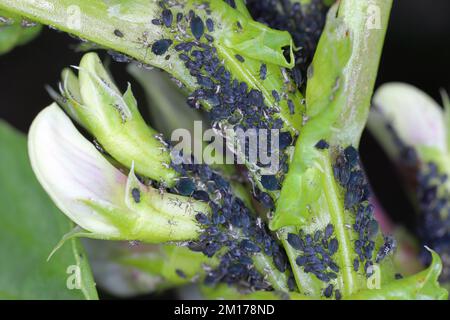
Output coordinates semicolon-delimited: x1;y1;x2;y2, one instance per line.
0;120;98;299
272;4;353;229
347;249;448;300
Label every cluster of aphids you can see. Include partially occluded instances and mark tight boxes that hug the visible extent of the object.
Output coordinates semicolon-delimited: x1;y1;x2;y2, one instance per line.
166;151;294;291
287;224;342;300
156;1;302;186
383;121;450;280
417;162;450;280
103;0;308;291
246;0;328;88
108;1;305;195
417;162;450;242
333;145;395;276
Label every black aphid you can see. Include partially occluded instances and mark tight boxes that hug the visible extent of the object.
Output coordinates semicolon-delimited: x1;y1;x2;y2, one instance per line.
176;269;187;279
190;16;204;40
344;145;358;166
162;9;173;27
328;238;339;255
113;29;124;38
273;252;287;272
287;233;303;250
261;175;280;191
235;54;245;63
395;273;403;280
316;273;330;282
335;289;342;300
193;190;210;202
305;234;313;245
328;261;339;273
376;237;395;263
323;284;333;298
258;192;275;209
272;90;280;102
364;261;373;276
206;18;214;32
248;89;264;106
205;34;214;42
152;39;173;55
131;188;141;203
324;224;334;239
195;213;209;225
224;0;236;8
353;258;359;272
175;177;196;195
260;63;267;80
241;239;261;253
204;242;221;257
287;100;295;114
292;68;303;88
279;132;293;149
296;255;307;267
314;230;322;242
108;51;131;63
287;276;296;291
151;18;162;25
315;139;329;150
176;12;183;23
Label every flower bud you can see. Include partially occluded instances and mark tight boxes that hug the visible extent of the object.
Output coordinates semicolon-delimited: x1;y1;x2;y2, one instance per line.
58;52;178;186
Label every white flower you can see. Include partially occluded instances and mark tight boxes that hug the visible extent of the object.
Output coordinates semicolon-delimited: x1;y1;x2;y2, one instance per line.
29;103;123;237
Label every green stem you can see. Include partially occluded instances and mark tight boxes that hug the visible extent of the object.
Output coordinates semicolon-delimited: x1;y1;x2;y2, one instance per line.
273;0;393;296
280;227;318;294
318;152;354;296
253;253;289;292
334;0;393;146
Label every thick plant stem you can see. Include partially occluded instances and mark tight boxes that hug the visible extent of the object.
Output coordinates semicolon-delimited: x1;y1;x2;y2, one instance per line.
335;0;393;146
276;0;393;295
319;153;354;296
0;0;186;83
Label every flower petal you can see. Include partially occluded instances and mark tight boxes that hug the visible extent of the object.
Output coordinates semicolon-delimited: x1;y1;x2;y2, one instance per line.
28;103;124;237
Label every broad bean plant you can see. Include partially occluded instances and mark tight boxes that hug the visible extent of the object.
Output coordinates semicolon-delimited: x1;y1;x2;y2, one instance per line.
0;0;448;300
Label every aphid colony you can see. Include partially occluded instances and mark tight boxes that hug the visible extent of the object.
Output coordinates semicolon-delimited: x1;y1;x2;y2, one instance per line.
333;146;395;276
100;0;311;292
246;0;328;88
287;224;342;299
417;162;450;281
168;152;292;290
97;0;402;298
147;1;301;198
382;120;450;281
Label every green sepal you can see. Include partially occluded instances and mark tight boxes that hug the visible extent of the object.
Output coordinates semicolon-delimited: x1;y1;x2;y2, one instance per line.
58;52;178;185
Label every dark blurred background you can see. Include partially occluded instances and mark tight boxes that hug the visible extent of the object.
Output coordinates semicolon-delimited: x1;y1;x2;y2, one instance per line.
0;0;449;293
